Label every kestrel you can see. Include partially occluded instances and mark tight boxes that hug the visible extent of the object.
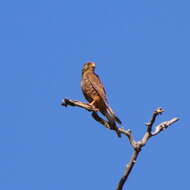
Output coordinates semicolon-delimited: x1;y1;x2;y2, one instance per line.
81;62;121;137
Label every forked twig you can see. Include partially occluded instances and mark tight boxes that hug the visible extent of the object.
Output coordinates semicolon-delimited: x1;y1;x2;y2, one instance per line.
116;108;179;190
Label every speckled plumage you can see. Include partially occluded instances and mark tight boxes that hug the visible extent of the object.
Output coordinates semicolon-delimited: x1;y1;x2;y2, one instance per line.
81;62;121;137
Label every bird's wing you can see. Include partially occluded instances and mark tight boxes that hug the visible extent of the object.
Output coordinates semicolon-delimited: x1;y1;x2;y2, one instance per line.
86;72;109;106
87;72;122;125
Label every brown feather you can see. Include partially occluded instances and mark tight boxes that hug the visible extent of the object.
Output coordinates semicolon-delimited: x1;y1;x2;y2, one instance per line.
81;62;122;137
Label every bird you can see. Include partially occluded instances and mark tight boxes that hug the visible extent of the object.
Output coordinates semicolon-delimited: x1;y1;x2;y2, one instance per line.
81;62;122;137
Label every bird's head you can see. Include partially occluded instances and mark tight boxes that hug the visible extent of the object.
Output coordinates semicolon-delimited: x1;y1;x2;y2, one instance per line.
82;62;96;74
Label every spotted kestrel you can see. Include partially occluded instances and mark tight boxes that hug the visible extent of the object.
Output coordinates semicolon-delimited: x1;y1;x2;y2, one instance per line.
81;62;121;137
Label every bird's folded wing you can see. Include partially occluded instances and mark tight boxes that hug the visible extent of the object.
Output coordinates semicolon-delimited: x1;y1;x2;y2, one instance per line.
86;72;109;106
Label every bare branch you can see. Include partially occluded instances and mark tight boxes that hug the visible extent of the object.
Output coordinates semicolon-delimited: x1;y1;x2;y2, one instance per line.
91;111;111;129
118;128;137;148
145;107;164;133
140;108;165;146
62;98;122;136
116;150;140;190
152;117;179;136
140;117;179;146
115;108;179;190
61;98;99;112
61;99;179;190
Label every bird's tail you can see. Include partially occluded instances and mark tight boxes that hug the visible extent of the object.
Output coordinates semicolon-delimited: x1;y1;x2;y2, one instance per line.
107;107;122;125
102;107;122;137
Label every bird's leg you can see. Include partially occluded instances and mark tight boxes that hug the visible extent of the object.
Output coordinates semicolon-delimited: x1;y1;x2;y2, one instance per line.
89;97;100;111
89;100;98;110
89;100;96;106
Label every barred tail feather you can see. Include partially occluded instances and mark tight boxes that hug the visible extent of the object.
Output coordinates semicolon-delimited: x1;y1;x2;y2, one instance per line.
103;107;121;137
106;107;122;125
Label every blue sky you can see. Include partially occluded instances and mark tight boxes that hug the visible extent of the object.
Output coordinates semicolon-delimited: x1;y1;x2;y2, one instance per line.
0;0;189;189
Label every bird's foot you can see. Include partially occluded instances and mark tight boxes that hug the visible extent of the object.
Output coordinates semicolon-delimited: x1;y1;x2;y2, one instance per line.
88;104;99;111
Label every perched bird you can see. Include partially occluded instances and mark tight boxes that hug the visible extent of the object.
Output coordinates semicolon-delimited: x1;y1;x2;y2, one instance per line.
81;62;122;137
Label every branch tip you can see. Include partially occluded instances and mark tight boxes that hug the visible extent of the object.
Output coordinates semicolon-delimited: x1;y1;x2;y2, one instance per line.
155;107;164;114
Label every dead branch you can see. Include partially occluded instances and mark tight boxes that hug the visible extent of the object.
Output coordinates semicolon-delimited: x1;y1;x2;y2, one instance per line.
116;150;140;190
61;98;179;190
62;98;123;136
61;98;99;112
116;108;179;190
